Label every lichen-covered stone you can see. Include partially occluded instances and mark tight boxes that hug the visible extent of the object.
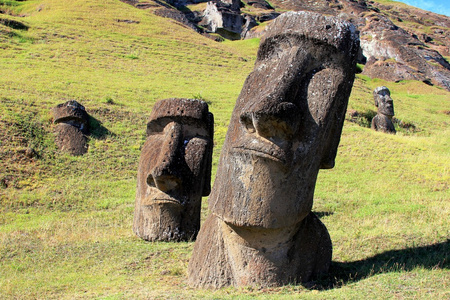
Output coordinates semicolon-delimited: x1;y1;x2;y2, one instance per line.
133;98;214;242
188;11;359;288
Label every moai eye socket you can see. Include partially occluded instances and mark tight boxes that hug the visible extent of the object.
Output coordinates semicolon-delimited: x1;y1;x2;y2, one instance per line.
240;114;256;133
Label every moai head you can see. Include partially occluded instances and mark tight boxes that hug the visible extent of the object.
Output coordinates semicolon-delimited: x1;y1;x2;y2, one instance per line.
209;11;359;230
52;100;89;156
373;86;394;117
133;98;214;241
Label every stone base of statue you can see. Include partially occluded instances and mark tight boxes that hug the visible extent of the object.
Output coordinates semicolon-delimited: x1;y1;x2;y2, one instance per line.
371;114;396;134
188;212;332;288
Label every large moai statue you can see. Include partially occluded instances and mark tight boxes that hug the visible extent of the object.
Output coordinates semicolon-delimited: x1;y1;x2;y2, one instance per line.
188;11;359;288
133;98;214;242
52;100;89;156
371;86;396;134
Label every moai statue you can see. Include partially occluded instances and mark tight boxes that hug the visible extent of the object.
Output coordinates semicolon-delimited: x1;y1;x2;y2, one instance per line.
371;86;396;134
133;98;214;242
188;11;359;288
52;100;89;156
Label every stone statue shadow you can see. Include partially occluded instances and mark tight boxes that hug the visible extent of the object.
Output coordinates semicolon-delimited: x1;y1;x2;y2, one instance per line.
314;211;334;218
88;115;114;140
312;239;449;290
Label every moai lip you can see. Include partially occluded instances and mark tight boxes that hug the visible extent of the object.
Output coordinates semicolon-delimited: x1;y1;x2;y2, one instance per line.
188;11;360;288
133;98;214;242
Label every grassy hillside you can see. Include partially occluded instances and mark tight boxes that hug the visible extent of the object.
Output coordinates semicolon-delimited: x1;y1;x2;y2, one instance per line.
1;0;449;298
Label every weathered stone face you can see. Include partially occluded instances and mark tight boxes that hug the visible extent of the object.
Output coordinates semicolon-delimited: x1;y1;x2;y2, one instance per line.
52;100;89;156
189;11;359;288
374;86;394;116
371;86;396;134
133;98;213;242
209;11;359;229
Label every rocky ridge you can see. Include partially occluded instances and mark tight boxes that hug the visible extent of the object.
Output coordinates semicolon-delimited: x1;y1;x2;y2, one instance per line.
120;0;450;91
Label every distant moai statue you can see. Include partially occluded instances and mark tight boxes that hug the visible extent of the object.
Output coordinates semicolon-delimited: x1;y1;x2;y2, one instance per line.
133;98;214;242
52;100;89;156
371;86;396;134
188;11;359;288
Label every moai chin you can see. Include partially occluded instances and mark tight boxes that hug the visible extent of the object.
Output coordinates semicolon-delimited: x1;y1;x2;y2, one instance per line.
371;86;396;134
52;100;89;156
133;98;214;242
188;11;359;288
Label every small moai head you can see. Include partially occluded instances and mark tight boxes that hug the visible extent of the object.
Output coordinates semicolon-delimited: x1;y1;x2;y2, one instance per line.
133;98;214;241
373;86;394;117
208;11;359;230
52;100;89;156
53;100;89;133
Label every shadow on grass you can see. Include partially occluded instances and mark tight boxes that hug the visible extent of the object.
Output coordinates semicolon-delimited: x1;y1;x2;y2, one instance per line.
88;115;115;140
313;239;449;290
314;211;334;218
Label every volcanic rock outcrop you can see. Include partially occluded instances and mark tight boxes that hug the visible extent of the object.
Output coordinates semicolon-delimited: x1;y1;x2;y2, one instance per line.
121;0;450;90
133;98;214;242
263;0;450;91
200;0;243;36
188;11;359;288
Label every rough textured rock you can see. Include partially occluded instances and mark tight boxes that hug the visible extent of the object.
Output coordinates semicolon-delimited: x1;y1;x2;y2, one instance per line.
154;7;202;33
359;12;450;90
243;0;273;10
133;98;214;242
263;0;450;91
371;86;395;134
188;11;359;288
52;100;89;156
200;0;243;36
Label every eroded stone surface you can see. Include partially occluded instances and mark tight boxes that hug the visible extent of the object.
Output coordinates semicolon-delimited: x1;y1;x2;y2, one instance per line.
133;98;214;242
371;86;396;134
52;100;89;156
188;11;359;288
200;0;243;35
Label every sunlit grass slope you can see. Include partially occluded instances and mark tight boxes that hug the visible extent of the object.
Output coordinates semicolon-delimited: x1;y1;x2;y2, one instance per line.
1;0;449;298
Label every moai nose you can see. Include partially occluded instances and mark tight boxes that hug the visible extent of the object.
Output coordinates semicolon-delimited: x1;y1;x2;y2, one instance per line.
150;122;183;192
240;102;300;142
148;174;181;192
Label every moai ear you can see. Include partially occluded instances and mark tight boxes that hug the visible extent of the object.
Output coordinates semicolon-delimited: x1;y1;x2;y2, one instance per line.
320;118;343;169
202;112;214;196
319;88;349;169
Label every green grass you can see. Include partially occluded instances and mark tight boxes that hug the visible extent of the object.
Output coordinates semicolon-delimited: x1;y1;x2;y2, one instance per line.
1;0;449;298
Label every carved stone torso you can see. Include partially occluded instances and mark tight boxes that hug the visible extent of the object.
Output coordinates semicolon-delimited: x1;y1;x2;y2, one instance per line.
188;212;331;287
371;114;396;134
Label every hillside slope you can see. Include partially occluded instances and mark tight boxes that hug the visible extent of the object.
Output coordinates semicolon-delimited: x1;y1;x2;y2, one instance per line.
0;0;449;298
139;0;450;90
